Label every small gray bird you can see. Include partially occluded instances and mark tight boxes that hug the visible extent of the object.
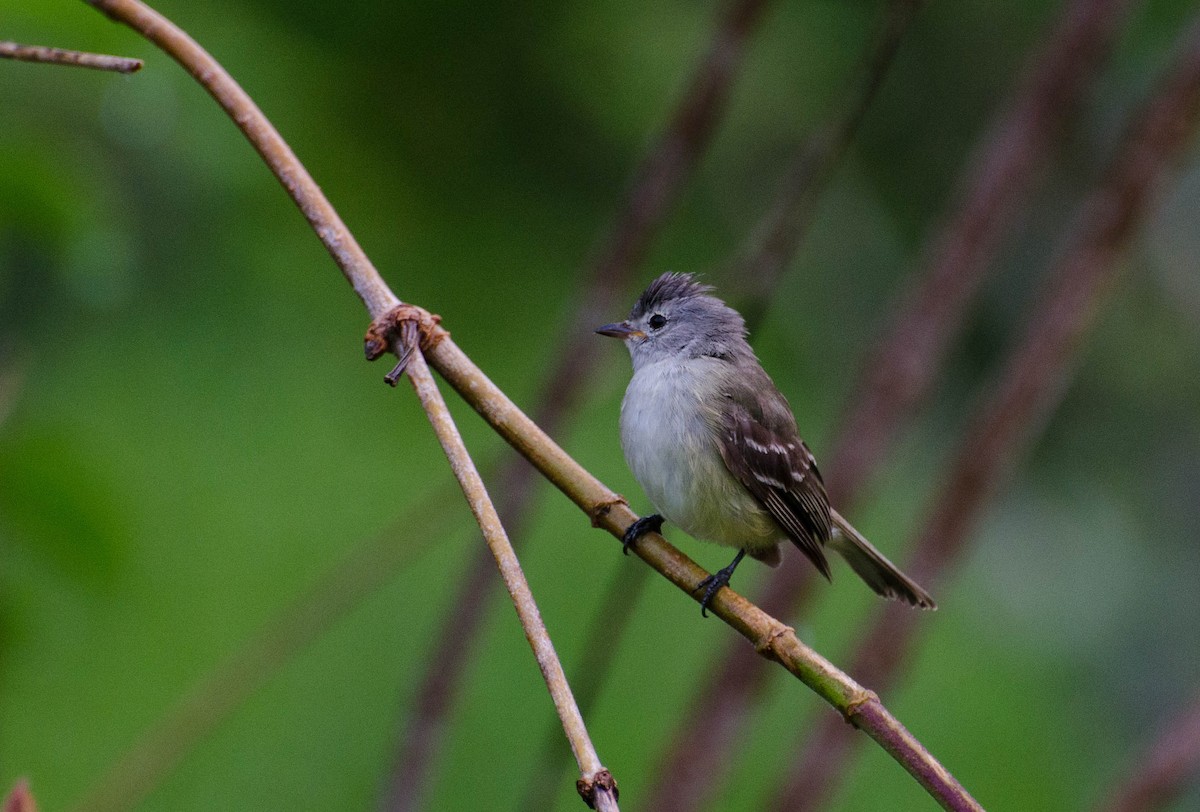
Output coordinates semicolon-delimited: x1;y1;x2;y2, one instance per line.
597;273;935;615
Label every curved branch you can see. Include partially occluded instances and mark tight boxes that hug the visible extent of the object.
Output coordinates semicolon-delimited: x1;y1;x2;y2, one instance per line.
384;1;773;806
82;1;980;808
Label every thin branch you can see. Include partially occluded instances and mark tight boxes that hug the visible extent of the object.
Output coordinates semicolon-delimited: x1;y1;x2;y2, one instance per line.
649;0;1139;804
519;566;652;811
83;1;980;807
646;1;925;803
384;0;773;807
777;15;1200;808
400;346;618;810
731;0;924;326
1099;695;1200;812
82;0;398;319
0;40;142;73
427;336;982;811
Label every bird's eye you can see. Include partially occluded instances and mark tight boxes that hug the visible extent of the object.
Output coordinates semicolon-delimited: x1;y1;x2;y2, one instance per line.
648;314;667;330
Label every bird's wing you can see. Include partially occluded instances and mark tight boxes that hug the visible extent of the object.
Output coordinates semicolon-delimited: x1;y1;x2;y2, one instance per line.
715;396;833;579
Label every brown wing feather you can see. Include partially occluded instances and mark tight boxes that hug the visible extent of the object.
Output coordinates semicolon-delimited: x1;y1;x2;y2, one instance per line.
716;399;833;580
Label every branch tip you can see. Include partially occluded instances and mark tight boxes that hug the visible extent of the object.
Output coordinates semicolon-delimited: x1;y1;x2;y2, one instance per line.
0;40;143;73
576;768;619;809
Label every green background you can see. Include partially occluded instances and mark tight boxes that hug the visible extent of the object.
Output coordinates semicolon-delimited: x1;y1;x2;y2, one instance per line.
2;0;1199;809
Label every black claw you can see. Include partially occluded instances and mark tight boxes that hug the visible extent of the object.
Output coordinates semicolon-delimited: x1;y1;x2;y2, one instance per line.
696;549;747;617
622;514;664;555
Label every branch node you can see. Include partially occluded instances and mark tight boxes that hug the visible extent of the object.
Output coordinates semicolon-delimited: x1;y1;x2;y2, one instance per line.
364;304;447;385
587;495;628;528
753;620;796;661
842;689;880;725
576;768;619;809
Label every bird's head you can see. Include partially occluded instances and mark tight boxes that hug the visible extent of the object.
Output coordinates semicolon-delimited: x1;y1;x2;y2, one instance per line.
596;272;748;370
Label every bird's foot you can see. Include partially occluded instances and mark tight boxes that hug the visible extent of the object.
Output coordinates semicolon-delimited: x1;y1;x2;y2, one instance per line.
696;549;746;617
621;514;664;555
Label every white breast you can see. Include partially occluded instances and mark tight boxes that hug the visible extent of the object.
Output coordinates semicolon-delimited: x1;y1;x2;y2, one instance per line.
619;358;779;551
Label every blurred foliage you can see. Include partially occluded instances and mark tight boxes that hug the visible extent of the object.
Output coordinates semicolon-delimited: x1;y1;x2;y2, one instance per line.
2;0;1199;810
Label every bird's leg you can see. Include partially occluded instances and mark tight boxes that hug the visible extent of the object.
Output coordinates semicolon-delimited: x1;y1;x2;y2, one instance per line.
622;514;664;555
696;549;747;617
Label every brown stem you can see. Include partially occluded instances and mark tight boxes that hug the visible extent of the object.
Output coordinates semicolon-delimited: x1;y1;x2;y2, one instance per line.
645;9;926;809
647;0;1138;805
83;1;980;807
425;336;983;811
382;0;773;807
401;347;618;810
777;14;1200;808
0;40;142;73
518;566;652;811
1098;695;1200;812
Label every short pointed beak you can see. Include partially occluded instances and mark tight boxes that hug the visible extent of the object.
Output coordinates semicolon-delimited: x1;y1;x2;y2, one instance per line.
595;321;644;340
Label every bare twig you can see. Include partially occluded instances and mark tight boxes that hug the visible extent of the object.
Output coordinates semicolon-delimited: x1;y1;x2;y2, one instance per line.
519;566;652;811
430;335;983;811
400;345;618;810
1099;695;1200;812
649;0;1139;804
384;1;773;807
777;15;1200;808
0;40;142;73
646;1;925;804
83;1;980;807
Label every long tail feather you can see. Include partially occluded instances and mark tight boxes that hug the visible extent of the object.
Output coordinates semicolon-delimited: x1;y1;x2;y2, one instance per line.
827;509;936;610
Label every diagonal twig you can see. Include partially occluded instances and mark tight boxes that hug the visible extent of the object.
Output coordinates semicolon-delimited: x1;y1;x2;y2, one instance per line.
776;14;1200;808
648;0;1140;804
383;1;774;807
0;40;142;73
81;0;981;807
647;4;926;805
517;564;652;811
399;343;619;811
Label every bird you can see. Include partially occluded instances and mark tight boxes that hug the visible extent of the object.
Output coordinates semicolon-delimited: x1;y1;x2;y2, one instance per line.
596;272;935;616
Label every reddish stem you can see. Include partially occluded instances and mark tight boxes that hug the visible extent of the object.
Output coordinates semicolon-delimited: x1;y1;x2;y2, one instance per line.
647;0;1138;807
777;14;1200;808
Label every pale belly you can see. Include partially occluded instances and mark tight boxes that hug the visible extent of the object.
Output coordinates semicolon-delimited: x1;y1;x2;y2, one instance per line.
619;360;780;551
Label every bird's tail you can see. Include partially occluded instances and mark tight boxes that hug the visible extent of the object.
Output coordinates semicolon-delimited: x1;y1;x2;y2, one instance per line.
827;509;936;610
